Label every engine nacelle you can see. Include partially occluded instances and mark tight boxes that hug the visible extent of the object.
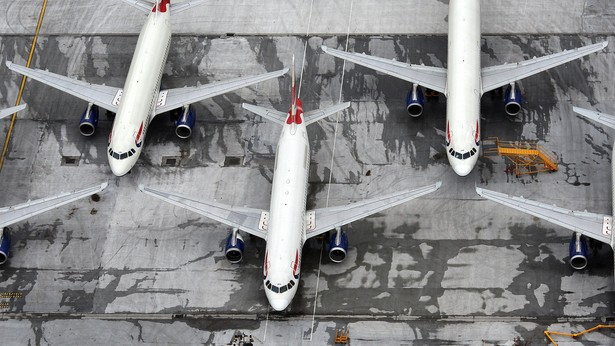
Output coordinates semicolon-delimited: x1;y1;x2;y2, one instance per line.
0;228;11;265
79;103;100;136
328;228;349;263
568;233;588;270
224;230;244;264
405;83;424;117
504;82;522;116
175;105;196;139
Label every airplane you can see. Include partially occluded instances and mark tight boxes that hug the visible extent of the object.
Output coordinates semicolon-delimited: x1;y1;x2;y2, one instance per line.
6;0;288;176
321;0;607;177
0;104;27;120
476;107;615;274
140;60;442;310
0;182;108;265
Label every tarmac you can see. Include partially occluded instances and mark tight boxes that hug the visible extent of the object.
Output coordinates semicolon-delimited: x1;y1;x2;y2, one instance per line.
0;0;613;344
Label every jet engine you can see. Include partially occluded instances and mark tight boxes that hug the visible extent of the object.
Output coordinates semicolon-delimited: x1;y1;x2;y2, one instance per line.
0;228;11;265
224;229;244;264
175;105;196;139
503;82;522;116
79;103;100;136
568;233;588;270
405;83;424;117
328;228;349;263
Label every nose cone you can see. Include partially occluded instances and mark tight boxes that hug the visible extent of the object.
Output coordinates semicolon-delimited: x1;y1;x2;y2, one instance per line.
268;297;291;311
109;157;133;176
449;154;477;177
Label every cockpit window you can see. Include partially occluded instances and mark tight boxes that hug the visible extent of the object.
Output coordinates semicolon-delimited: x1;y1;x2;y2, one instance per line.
109;147;138;160
265;280;296;294
449;147;478;160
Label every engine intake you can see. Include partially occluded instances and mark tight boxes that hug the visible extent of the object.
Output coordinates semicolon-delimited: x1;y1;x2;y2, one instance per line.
79;103;100;136
568;233;588;270
0;228;11;265
504;82;522;116
175;105;196;139
405;83;424;117
328;228;348;263
225;229;244;264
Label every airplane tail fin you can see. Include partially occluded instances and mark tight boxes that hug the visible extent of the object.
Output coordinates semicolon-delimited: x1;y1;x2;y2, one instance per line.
290;55;297;124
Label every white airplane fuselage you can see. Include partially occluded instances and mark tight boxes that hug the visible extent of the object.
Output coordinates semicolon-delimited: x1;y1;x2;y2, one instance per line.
263;100;309;311
107;4;171;176
445;0;481;176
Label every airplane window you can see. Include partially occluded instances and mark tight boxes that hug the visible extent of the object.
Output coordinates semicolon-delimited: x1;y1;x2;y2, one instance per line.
471;148;477;155
455;152;463;159
272;285;280;293
108;148;113;155
131;149;136;154
280;285;288;293
120;153;128;160
287;283;293;290
290;280;295;287
128;151;133;157
113;152;120;160
266;281;272;289
463;152;470;159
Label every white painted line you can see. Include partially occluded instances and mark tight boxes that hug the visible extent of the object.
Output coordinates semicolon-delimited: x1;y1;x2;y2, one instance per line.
263;308;269;342
297;0;314;98
311;0;354;342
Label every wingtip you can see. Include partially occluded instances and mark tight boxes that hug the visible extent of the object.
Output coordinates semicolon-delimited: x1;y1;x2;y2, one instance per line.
321;45;329;52
5;61;12;68
138;184;145;192
100;182;109;190
434;181;442;189
602;41;609;48
475;186;484;196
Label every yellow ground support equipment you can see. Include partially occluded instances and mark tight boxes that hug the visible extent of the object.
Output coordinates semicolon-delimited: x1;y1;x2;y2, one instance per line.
544;324;615;345
335;326;349;344
482;137;558;176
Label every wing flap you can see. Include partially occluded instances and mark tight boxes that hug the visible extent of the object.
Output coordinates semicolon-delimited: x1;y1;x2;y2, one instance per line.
321;46;447;94
306;181;441;239
481;41;607;93
155;68;288;115
0;183;108;228
139;185;267;239
476;187;611;244
6;62;120;113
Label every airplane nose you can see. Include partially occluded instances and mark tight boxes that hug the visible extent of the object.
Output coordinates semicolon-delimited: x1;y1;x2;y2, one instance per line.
109;159;131;177
452;162;473;176
269;297;291;311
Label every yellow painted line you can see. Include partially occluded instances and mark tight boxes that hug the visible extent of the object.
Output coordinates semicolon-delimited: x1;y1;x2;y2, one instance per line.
0;0;49;172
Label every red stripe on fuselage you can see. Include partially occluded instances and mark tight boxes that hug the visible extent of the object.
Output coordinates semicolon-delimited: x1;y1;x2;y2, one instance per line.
286;98;304;125
292;249;299;276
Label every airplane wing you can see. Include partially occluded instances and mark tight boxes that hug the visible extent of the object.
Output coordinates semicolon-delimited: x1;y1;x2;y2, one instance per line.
172;0;209;13
481;41;607;93
139;185;267;239
303;102;351;126
242;103;287;126
573;107;615;131
6;62;121;113
476;187;612;244
306;182;441;239
154;68;289;115
0;104;27;120
321;46;448;94
0;182;108;228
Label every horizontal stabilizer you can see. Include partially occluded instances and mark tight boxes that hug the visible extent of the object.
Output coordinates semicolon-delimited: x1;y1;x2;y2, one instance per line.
242;103;287;126
573;107;615;131
481;41;607;93
0;182;108;228
120;0;155;14
0;104;27;120
155;68;288;115
139;185;267;239
476;187;611;244
6;61;120;113
304;102;351;126
306;181;442;239
321;46;447;94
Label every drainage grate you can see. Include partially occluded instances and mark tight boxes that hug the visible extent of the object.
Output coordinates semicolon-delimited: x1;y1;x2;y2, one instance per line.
223;156;243;167
161;156;181;167
61;156;80;166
